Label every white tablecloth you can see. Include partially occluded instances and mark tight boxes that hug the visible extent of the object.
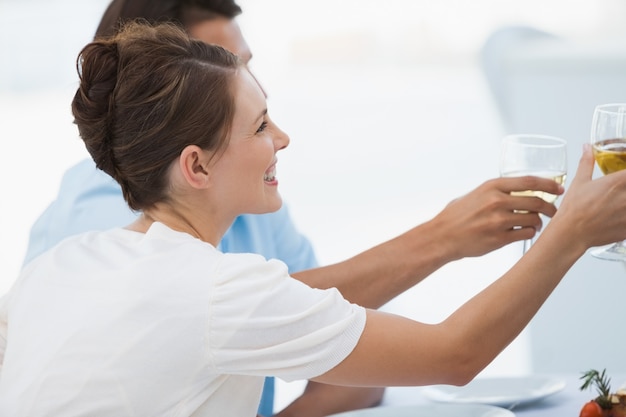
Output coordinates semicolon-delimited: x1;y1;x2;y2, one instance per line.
381;374;624;416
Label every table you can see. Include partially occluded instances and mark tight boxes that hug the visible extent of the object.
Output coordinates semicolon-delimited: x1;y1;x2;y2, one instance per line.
381;374;626;416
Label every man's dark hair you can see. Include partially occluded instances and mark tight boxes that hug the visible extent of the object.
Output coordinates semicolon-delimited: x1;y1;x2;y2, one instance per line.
95;0;242;39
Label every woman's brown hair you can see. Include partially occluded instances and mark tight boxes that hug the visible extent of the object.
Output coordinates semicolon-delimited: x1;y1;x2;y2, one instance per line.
72;21;241;211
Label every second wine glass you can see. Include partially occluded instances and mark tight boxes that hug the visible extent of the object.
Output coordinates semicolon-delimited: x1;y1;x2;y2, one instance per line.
589;103;626;261
500;134;568;254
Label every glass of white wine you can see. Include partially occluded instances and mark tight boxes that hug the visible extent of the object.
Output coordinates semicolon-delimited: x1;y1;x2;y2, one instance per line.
500;134;568;254
590;103;626;261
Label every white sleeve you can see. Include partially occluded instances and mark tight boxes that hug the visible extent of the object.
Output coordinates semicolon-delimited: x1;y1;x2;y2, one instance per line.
207;253;366;382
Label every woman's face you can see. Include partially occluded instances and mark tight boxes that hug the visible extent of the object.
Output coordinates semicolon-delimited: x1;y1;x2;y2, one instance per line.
208;69;289;216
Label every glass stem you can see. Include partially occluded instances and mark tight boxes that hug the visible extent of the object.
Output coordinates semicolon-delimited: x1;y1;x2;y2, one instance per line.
522;238;532;255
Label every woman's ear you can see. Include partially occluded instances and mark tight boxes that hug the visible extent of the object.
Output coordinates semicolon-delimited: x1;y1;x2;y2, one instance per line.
178;145;212;189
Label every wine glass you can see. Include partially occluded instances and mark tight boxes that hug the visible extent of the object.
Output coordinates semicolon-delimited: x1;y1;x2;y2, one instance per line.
500;134;568;254
589;103;626;261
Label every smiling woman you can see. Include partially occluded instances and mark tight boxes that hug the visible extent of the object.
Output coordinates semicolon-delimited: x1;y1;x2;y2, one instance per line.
4;18;626;417
0;22;344;416
2;1;626;414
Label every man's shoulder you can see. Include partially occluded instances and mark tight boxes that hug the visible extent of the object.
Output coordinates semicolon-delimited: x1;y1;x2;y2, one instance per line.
60;158;118;192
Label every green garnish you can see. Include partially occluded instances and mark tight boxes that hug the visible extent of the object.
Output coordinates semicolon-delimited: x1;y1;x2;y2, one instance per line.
580;368;613;410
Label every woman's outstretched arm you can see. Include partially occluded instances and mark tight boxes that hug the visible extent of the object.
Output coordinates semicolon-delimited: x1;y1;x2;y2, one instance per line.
313;146;626;388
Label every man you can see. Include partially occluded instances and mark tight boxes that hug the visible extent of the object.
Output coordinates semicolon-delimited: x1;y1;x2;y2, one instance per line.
24;1;561;415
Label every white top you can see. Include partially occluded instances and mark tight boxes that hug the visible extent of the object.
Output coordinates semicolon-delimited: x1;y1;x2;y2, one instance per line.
0;222;366;417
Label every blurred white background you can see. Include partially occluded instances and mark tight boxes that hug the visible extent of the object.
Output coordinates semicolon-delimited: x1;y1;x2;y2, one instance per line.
2;0;626;411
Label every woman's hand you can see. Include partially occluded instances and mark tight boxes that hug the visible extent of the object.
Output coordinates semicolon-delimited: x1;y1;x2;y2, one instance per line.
548;143;626;250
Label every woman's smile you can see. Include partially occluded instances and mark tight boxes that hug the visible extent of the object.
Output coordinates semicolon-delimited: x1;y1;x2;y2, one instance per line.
264;162;277;184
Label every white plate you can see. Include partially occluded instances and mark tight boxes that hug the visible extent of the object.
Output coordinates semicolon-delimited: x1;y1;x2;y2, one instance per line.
326;404;514;417
422;376;566;407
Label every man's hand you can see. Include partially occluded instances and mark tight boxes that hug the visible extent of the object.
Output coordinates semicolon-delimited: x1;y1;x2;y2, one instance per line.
293;175;564;309
429;175;564;259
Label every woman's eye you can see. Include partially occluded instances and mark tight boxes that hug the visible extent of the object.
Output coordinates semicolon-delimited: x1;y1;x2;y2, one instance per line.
256;121;268;134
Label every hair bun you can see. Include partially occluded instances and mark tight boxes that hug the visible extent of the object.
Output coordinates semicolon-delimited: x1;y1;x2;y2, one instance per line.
72;41;120;177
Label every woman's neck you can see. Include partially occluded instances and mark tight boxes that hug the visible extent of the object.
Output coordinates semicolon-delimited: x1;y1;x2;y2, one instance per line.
126;204;228;246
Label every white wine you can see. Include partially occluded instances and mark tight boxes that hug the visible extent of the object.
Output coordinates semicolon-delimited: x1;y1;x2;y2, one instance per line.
501;170;567;203
593;138;626;175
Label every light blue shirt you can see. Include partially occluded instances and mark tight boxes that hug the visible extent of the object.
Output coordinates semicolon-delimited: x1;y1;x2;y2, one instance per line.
23;158;319;416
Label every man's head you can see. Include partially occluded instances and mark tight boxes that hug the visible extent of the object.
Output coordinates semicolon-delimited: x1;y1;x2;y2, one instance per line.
95;0;257;87
95;0;242;39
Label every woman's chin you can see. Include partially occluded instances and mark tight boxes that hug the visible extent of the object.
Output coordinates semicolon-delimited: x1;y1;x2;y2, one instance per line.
248;196;283;215
267;198;283;213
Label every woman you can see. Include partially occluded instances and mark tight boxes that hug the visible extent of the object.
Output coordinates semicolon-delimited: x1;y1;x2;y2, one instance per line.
2;22;626;417
23;2;565;414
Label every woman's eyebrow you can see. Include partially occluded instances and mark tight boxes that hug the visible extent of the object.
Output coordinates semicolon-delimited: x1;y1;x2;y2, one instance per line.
254;108;268;124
